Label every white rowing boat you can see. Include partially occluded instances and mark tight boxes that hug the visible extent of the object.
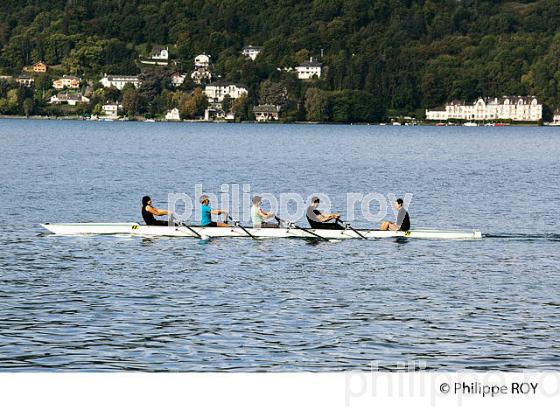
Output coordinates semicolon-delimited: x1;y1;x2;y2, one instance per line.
41;223;482;240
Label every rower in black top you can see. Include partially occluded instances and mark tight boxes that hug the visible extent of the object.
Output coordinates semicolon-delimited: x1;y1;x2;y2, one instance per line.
142;196;171;226
380;198;411;231
306;196;344;230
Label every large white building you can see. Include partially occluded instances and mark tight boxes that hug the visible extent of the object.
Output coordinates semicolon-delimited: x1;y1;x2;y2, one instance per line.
100;74;141;90
204;82;248;103
426;97;543;122
295;58;322;80
242;45;263;61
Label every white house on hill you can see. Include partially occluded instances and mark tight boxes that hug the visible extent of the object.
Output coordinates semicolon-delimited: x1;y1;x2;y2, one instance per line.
100;74;141;90
15;75;34;87
194;54;211;68
242;45;263;61
140;46;169;65
425;97;543;122
191;54;212;84
151;46;169;60
295;57;322;79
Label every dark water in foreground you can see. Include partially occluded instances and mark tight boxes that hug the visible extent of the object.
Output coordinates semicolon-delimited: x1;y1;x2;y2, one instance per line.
1;119;559;371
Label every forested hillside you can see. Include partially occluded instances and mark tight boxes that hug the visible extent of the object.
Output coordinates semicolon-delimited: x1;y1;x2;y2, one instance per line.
1;0;560;120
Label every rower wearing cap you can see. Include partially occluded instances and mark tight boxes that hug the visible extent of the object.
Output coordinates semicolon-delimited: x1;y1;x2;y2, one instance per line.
142;196;172;226
380;198;410;231
306;196;344;230
251;196;279;228
200;195;229;227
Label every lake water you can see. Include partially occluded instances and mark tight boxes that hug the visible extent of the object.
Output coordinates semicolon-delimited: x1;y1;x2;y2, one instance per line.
1;119;559;371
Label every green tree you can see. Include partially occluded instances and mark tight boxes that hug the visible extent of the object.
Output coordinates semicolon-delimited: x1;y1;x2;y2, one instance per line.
0;99;9;113
259;79;288;107
6;89;19;113
304;88;328;122
180;88;207;119
0;79;11;99
222;94;232;114
122;84;139;118
63;38;107;76
34;73;52;94
231;94;252;122
92;103;103;117
104;86;121;103
138;68;172;102
328;91;350;123
23;98;34;117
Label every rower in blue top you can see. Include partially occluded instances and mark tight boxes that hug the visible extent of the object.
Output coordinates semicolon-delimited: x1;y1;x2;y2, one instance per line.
199;195;229;227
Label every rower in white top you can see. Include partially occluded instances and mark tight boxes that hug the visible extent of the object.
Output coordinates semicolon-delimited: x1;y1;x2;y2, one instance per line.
250;196;279;228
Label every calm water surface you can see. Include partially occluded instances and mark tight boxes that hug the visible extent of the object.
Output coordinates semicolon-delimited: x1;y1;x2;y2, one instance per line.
1;119;559;371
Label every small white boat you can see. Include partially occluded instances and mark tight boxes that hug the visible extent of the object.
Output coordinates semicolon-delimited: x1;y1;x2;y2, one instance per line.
463;122;478;127
41;223;482;240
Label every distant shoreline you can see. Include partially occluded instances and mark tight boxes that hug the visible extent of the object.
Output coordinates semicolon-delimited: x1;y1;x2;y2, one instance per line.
0;114;549;126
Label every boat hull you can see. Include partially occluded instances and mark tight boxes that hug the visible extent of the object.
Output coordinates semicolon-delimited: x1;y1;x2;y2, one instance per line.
41;223;482;240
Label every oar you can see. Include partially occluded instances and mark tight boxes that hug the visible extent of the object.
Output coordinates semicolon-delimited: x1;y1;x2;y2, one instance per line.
173;217;203;239
336;218;367;240
274;216;329;242
227;215;257;239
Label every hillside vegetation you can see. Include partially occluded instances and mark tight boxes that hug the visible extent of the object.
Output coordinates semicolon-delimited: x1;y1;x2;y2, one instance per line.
1;0;560;120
